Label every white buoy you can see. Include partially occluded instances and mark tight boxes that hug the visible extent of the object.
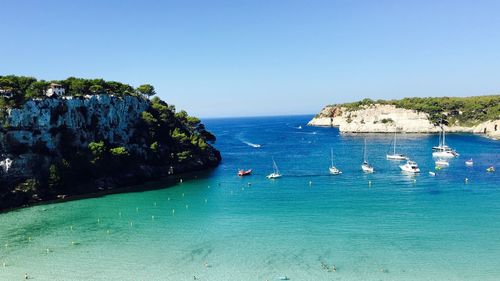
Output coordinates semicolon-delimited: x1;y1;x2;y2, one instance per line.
172;209;175;215
3;262;5;267
154;202;157;206
46;248;50;253
130;222;133;227
136;207;139;212
107;230;110;234
118;212;122;217
180;179;183;183
152;215;155;220
97;218;100;223
309;181;312;186
28;237;32;242
168;197;170;201
465;178;469;183
369;181;372;187
70;226;73;231
186;205;189;209
205;199;208;203
208;186;210;189
182;193;185;197
71;241;75;245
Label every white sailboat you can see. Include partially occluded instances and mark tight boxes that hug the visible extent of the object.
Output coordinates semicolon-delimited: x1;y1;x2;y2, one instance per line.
361;139;374;173
432;124;459;158
399;160;420;173
267;157;282;179
386;132;408;160
329;148;342;175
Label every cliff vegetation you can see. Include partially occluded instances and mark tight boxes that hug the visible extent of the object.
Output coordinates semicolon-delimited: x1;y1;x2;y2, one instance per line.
0;75;221;210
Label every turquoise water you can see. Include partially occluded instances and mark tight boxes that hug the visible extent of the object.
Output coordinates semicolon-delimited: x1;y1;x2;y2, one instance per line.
1;115;499;281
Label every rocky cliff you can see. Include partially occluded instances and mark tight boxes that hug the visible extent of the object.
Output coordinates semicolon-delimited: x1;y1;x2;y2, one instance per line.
0;95;221;210
309;103;500;139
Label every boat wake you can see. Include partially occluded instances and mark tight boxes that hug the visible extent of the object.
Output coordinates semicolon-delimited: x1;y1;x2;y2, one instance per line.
243;141;262;148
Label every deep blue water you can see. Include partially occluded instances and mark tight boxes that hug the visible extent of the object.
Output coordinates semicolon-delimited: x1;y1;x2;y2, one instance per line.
0;115;499;280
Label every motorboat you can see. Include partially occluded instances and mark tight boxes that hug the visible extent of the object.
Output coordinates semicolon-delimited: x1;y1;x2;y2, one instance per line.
399;160;420;173
237;169;252;176
386;132;408;160
329;148;342;175
429;171;436;176
465;159;474;166
487;166;495;172
435;159;449;167
267;158;282;179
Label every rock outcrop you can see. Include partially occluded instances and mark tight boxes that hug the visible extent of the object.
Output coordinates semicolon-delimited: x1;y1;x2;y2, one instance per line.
0;95;221;210
309;104;500;139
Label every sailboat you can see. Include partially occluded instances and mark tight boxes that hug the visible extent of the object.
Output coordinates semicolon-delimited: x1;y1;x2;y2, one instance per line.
267;157;282;179
361;139;374;173
386;132;408;160
329;148;342;175
432;123;459;158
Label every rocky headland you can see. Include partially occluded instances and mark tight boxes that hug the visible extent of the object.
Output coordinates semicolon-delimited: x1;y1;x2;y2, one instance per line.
0;76;221;210
308;96;500;139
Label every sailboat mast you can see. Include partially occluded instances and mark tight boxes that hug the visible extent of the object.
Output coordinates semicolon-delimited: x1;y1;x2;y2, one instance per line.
331;148;334;167
393;132;396;155
364;138;367;162
442;125;446;146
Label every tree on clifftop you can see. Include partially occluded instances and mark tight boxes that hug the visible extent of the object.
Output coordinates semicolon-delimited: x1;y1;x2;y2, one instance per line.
136;84;156;98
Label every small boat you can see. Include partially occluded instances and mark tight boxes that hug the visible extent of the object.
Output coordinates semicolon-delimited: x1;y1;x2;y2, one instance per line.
432;123;459;158
400;160;420;173
487;166;495;172
267;158;282;179
465;159;474;166
329;148;342;175
386;132;408;160
237;169;252;176
429;171;436;176
361;139;374;173
435;159;449;167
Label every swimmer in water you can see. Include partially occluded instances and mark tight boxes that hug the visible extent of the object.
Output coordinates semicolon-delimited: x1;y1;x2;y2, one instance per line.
25;273;29;279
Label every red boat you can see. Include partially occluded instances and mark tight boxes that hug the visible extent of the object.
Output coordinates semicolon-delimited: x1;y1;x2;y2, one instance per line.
238;169;252;176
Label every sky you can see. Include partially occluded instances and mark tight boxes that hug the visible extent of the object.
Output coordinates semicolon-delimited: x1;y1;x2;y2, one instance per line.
1;0;500;117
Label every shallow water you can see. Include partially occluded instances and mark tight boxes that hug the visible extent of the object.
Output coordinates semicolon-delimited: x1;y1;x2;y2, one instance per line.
1;115;499;280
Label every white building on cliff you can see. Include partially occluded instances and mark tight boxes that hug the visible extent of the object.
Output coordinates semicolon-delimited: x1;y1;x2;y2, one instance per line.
46;83;65;97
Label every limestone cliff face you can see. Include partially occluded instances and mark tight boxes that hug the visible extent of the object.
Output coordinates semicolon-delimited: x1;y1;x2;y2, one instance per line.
309;104;500;139
2;95;148;151
0;95;221;210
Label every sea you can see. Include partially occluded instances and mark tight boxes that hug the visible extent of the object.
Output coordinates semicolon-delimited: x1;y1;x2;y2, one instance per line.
0;115;499;281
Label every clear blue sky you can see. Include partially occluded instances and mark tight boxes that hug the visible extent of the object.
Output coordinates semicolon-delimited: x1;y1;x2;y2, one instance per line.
2;0;500;117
